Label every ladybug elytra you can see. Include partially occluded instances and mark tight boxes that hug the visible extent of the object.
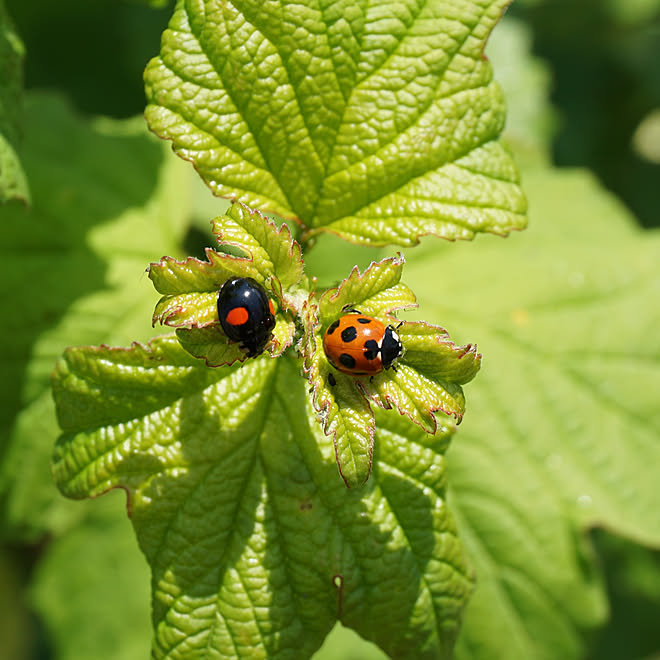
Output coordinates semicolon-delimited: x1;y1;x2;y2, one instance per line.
217;277;276;357
323;311;403;376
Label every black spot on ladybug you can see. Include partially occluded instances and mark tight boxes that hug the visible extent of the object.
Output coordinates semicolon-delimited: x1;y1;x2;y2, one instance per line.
326;320;340;335
339;353;356;369
357;317;371;324
328;372;336;387
363;339;379;360
341;326;358;342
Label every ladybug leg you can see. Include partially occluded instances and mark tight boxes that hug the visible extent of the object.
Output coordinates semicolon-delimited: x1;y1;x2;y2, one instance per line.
341;304;362;315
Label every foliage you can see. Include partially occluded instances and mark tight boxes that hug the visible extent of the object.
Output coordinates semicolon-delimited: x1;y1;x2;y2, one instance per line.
1;2;659;660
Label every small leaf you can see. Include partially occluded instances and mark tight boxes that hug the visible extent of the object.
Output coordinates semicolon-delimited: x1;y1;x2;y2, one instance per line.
145;0;526;246
150;202;301;364
149;250;247;296
210;202;303;291
400;322;482;384
152;291;219;327
305;260;480;485
304;309;375;488
361;364;468;433
318;254;416;323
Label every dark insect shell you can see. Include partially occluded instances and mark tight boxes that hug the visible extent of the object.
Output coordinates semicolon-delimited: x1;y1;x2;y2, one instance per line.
217;276;276;357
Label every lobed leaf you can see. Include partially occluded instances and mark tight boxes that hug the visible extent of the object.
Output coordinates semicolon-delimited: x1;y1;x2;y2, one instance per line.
145;0;527;247
361;364;467;433
52;341;473;658
318;254;416;324
150;202;302;363
400;322;482;384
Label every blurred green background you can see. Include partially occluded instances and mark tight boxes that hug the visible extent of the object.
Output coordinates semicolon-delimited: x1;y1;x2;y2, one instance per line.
2;0;659;658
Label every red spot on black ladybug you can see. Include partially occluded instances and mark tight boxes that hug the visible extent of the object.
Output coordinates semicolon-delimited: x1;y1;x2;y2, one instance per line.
217;277;276;357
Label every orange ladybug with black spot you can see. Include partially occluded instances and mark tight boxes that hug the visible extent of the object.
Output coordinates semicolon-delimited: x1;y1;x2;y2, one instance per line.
217;277;276;357
323;310;403;376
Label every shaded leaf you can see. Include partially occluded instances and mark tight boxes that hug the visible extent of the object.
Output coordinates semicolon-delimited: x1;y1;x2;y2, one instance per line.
0;2;29;204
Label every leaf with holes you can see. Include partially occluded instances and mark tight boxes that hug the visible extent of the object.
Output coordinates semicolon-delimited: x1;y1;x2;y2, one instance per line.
52;336;473;659
145;0;527;246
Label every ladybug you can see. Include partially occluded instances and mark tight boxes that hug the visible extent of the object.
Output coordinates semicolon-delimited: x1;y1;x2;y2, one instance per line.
323;311;403;376
217;277;276;357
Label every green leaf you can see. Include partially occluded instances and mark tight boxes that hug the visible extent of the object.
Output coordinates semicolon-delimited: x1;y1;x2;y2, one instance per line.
360;321;481;432
145;0;527;247
318;254;416;323
306;257;480;484
403;166;660;660
587;531;660;660
304;307;375;489
0;92;192;539
53;342;473;659
0;1;29;204
150;202;301;365
30;493;152;660
306;256;410;486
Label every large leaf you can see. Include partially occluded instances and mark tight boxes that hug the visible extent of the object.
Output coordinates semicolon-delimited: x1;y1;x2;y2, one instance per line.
145;0;527;246
402;167;660;660
52;338;474;659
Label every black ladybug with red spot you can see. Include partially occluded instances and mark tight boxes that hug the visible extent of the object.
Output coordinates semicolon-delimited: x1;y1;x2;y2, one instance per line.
217;277;276;357
323;309;403;376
